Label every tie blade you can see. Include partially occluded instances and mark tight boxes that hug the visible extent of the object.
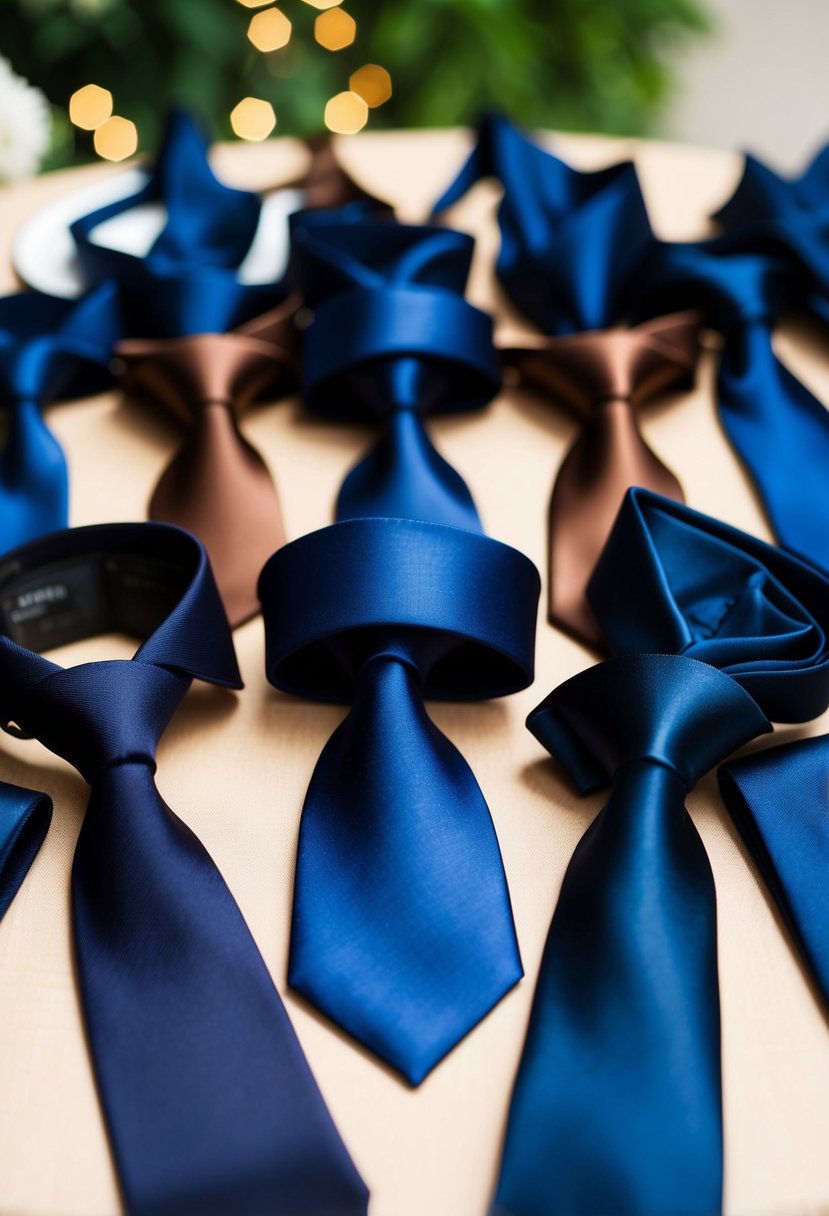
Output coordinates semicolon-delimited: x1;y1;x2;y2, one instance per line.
73;766;368;1216
336;410;483;532
548;406;684;646
149;410;285;626
289;655;521;1084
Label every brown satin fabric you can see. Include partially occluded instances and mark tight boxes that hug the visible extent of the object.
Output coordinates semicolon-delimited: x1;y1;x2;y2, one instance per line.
273;134;392;214
506;311;701;647
116;297;298;628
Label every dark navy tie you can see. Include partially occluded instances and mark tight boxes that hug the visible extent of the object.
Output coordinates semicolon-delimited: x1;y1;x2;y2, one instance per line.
260;216;540;1085
0;523;368;1216
719;733;829;1013
494;487;829;1215
0;284;119;550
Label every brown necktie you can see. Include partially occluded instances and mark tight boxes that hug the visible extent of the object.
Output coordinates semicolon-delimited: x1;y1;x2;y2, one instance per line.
116;300;297;627
506;311;700;647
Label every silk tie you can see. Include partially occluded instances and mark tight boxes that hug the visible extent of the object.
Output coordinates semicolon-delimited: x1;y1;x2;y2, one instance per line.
0;781;52;921
498;653;770;1216
0;524;368;1216
718;733;829;1012
433;114;694;630
290;217;494;529
0;284;120;550
633;240;829;572
261;216;540;1085
494;487;829;1216
116;298;297;625
505;311;699;643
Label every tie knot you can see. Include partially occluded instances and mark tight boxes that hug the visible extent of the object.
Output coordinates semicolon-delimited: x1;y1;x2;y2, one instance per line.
506;311;699;419
8;660;190;784
528;654;770;795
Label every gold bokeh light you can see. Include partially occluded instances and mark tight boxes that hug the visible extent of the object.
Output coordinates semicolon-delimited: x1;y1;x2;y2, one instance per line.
315;7;356;50
94;116;138;162
230;97;277;141
349;65;392;108
302;0;342;8
324;90;368;134
248;8;292;52
68;84;113;131
235;0;272;7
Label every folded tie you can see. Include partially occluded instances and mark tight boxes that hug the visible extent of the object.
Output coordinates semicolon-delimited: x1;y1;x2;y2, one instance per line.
262;215;540;1084
494;487;829;1215
0;781;52;921
499;654;769;1216
718;733;829;1011
506;311;699;643
433;115;693;632
0;524;368;1216
0;284;120;550
116;299;297;625
290;217;497;529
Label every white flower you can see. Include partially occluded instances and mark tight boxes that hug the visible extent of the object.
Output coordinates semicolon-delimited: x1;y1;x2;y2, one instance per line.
0;58;51;182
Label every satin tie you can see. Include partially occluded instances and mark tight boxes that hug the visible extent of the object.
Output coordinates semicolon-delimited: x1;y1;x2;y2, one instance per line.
718;734;829;1012
433;115;694;629
116;299;297;625
498;653;770;1216
634;240;829;572
0;524;367;1216
506;311;699;643
0;781;52;921
495;487;829;1216
0;285;119;550
261;216;539;1084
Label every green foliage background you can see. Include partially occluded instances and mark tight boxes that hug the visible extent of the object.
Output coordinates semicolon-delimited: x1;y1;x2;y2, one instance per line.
2;0;710;167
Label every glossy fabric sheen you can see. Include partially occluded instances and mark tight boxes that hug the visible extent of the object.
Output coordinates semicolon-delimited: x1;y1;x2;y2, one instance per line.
0;780;52;920
498;655;770;1216
432;116;694;641
0;284;119;550
718;734;829;1012
116;300;298;626
263;212;540;1084
0;523;368;1216
589;487;829;723
632;238;829;572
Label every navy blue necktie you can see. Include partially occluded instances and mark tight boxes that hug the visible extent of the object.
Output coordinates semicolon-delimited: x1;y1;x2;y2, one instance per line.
260;216;540;1085
633;240;829;572
0;524;367;1216
0;284;119;550
0;781;51;921
495;487;829;1215
718;733;829;1012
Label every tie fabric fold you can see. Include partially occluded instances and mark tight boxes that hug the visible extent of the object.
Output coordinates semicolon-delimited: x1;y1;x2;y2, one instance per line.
497;653;770;1216
0;781;52;920
0;284;120;551
116;298;298;626
261;215;540;1085
0;523;367;1216
494;486;829;1216
633;241;829;571
718;733;829;1011
505;311;699;643
433;114;694;635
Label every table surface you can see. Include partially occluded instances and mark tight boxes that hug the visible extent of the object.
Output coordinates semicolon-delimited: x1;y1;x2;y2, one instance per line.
0;129;827;1216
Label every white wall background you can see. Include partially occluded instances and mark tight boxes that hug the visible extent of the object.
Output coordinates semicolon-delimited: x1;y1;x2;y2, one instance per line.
661;0;829;169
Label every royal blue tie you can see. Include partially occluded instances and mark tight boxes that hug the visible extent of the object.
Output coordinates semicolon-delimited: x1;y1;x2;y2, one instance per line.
501;653;769;1216
261;216;540;1084
0;781;51;921
494;487;829;1215
0;524;368;1216
718;733;829;1012
0;284;119;550
633;240;829;572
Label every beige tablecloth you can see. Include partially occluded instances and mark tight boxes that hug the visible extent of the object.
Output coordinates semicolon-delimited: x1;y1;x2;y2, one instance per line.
0;129;827;1216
